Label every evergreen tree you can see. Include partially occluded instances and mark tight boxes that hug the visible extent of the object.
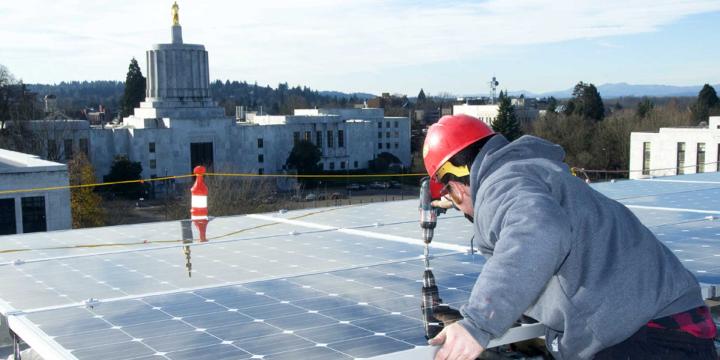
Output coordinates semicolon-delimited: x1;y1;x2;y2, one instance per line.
103;155;144;198
491;91;523;141
417;88;427;104
546;96;557;113
692;84;719;123
120;58;146;118
636;97;654;118
570;82;604;121
286;140;322;184
68;153;106;228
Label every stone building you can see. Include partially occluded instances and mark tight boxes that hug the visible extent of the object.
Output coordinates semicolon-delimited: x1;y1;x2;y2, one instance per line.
25;8;411;184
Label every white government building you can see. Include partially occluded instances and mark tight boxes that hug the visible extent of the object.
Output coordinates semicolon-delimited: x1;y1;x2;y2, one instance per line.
629;116;720;179
453;99;540;126
27;8;410;184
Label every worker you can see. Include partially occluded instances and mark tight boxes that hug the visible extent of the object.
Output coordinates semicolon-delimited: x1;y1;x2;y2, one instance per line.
423;114;717;359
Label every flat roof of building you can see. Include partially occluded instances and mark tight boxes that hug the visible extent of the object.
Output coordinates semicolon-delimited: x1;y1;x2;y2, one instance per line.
0;149;66;173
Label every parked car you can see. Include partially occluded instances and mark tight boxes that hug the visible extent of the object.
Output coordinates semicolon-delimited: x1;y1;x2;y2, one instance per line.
370;181;390;189
346;183;367;191
389;181;401;188
304;193;317;201
331;192;346;200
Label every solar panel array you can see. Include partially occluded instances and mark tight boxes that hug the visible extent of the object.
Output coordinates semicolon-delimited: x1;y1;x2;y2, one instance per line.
1;172;720;359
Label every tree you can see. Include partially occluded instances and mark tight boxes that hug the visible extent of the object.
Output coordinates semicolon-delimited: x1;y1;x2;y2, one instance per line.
568;82;604;121
417;88;427;104
286;140;322;176
103;155;144;198
68;152;106;228
691;84;719;123
370;152;402;172
120;58;146;118
491;91;523;141
546;96;557;113
636;97;654;118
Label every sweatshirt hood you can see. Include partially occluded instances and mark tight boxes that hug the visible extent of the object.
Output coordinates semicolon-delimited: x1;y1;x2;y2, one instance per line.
469;135;566;204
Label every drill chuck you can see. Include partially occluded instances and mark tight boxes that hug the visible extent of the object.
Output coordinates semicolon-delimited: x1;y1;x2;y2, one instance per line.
421;269;443;339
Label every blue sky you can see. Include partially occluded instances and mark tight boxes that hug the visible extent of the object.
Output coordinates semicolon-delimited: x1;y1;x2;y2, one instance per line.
1;0;719;97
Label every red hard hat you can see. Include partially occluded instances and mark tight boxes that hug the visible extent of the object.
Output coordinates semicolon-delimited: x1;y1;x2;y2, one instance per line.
423;114;494;179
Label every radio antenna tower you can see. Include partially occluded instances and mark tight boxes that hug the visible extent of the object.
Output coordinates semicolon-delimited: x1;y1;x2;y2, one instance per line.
489;76;499;104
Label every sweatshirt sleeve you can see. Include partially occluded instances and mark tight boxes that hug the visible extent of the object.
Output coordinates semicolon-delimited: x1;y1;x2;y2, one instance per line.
457;175;572;348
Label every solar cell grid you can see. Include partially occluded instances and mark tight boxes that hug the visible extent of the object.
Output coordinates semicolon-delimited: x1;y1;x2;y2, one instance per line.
19;254;481;360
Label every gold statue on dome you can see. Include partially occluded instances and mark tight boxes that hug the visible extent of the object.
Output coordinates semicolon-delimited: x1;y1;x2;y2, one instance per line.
172;1;180;26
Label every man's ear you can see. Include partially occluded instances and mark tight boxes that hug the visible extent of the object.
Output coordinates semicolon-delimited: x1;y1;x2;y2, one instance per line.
448;181;467;203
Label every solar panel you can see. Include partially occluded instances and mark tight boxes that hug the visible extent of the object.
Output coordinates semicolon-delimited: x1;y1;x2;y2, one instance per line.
16;254;481;360
2;171;720;359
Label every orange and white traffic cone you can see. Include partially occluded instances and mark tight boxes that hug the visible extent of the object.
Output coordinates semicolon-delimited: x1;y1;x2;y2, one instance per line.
191;166;209;242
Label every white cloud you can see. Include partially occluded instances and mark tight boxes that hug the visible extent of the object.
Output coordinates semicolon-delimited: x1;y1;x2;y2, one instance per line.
1;0;719;91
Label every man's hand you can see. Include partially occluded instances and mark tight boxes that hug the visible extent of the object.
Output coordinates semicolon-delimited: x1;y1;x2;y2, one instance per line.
431;196;454;210
429;322;484;360
433;305;463;326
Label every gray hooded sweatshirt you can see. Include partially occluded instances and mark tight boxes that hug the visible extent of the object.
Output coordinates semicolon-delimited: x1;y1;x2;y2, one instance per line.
456;134;704;359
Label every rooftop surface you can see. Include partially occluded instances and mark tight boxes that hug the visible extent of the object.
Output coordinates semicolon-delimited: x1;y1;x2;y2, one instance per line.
1;172;720;359
0;149;66;173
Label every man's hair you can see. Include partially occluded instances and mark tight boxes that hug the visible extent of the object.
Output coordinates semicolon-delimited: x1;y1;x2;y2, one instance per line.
439;135;495;185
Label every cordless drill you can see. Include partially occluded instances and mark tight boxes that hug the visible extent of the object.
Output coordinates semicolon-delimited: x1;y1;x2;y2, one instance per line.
419;177;446;339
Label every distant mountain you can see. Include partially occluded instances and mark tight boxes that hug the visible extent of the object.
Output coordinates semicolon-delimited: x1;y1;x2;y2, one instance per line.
505;83;720;99
318;90;376;100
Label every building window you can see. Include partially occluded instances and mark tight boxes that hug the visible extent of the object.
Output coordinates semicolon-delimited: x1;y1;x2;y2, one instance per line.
316;131;322;148
378;143;382;149
338;130;344;148
329;162;335;170
304;131;311;141
378;122;382;129
394;121;399;128
327;130;334;148
395;143;399;149
386;132;391;138
354;161;358;168
697;143;706;173
257;138;264;148
386;143;390;149
79;138;89;156
21;196;46;233
340;161;346;169
293;132;300;145
677;142;686;175
378;132;382;139
64;139;73;160
149;142;156;153
149;159;157;169
0;198;16;235
258;168;264;175
394;131;399;138
642;142;651;176
386;121;390;128
258;154;264;163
